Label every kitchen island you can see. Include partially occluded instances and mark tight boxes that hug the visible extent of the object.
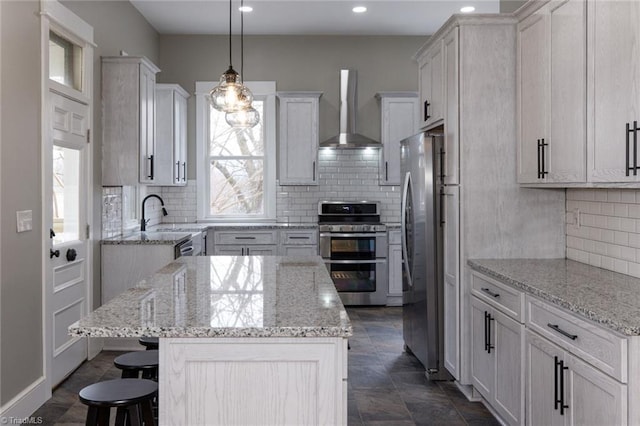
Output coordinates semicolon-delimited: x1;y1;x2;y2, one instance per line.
70;256;351;425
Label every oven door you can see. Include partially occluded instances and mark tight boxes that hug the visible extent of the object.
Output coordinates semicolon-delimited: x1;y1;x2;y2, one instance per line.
319;232;387;259
323;259;387;306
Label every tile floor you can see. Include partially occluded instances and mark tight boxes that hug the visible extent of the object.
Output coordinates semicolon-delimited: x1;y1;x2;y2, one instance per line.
31;306;498;425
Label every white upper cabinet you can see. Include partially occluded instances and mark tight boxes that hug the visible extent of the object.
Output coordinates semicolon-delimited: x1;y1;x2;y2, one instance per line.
155;84;189;186
417;42;444;129
102;56;160;186
517;0;586;184
588;0;640;182
277;92;322;185
376;92;419;186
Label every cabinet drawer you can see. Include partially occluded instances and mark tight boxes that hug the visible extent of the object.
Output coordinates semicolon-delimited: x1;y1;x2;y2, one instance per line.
526;296;627;382
214;231;277;245
281;230;317;245
388;229;401;245
471;271;524;322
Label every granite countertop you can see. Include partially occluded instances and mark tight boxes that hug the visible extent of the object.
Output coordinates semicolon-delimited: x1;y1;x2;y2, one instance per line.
152;223;318;231
468;258;640;336
102;231;191;245
386;223;401;229
70;255;352;338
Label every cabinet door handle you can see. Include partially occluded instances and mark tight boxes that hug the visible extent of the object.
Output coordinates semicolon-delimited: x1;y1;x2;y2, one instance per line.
537;139;541;179
554;355;561;410
541;138;548;178
176;161;180;182
560;359;569;415
182;162;187;181
385;161;389;181
634;121;638;176
484;311;489;352
627;122;631;177
148;155;154;179
487;312;494;354
313;161;316;181
481;287;500;298
424;100;431;121
547;323;577;340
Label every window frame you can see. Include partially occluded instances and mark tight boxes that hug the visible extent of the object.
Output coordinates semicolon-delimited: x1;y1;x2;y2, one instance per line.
196;81;276;222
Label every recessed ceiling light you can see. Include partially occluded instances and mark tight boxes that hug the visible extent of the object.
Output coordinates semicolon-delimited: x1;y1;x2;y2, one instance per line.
352;6;367;13
239;5;253;12
460;6;475;13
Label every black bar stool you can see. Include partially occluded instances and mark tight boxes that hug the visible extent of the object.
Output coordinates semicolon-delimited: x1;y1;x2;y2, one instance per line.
138;336;159;350
114;350;159;381
79;378;157;426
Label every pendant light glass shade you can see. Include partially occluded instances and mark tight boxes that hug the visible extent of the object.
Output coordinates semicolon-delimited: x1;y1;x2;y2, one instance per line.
225;105;260;128
209;67;253;112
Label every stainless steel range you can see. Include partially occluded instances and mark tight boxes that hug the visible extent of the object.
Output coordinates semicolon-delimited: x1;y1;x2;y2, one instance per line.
318;201;388;306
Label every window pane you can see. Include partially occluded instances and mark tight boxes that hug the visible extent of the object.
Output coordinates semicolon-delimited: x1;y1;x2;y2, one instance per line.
49;31;82;91
210;159;264;215
209;101;264;156
53;146;80;244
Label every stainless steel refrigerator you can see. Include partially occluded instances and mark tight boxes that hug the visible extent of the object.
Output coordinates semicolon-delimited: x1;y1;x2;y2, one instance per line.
400;131;450;380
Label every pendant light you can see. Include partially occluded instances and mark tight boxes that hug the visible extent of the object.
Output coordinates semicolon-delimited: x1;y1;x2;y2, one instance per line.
209;0;253;113
226;0;259;128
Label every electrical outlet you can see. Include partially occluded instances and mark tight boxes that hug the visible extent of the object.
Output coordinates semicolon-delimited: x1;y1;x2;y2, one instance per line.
16;210;33;232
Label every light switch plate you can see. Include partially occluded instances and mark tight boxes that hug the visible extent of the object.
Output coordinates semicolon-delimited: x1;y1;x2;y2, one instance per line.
16;210;33;232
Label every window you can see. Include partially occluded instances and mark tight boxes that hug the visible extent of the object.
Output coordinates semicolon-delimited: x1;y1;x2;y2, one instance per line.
196;81;276;221
49;30;83;91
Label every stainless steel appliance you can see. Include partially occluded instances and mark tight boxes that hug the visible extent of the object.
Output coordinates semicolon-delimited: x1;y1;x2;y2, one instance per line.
319;201;387;306
401;132;451;380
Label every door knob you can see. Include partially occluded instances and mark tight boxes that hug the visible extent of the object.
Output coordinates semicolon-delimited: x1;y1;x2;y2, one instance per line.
66;248;77;262
50;249;60;259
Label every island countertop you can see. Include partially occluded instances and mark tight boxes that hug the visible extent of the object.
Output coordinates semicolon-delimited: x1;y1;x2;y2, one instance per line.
70;255;352;338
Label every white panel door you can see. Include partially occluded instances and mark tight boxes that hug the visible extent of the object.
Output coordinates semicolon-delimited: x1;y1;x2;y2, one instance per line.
471;297;493;399
443;27;459;185
442;185;459;379
493;310;524;425
589;0;640;182
518;11;548;183
525;330;565;426
48;92;89;386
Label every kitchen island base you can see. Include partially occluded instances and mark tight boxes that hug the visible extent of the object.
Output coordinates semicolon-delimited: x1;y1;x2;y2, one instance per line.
159;336;348;425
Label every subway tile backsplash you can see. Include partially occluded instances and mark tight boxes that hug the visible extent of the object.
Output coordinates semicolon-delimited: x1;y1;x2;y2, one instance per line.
101;149;401;238
277;149;401;223
566;188;640;278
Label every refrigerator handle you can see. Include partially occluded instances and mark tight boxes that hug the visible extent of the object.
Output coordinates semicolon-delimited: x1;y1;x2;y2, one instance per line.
401;172;413;287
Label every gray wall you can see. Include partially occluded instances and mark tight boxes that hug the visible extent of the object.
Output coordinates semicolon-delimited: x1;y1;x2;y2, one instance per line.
60;0;159;311
0;0;158;407
1;0;43;406
500;0;526;13
157;35;425;179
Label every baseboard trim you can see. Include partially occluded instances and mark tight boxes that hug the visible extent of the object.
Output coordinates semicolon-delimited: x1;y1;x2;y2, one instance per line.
0;376;49;419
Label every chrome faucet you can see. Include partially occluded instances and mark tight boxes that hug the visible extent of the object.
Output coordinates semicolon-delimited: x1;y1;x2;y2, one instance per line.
141;194;168;231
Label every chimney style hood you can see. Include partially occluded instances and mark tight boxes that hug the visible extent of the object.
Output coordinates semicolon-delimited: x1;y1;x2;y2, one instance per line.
320;69;381;149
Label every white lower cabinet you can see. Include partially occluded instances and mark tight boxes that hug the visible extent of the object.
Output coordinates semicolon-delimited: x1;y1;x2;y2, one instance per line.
526;330;627;426
471;296;524;425
279;229;318;256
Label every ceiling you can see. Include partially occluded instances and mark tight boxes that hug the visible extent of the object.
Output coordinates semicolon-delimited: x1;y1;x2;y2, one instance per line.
130;0;500;36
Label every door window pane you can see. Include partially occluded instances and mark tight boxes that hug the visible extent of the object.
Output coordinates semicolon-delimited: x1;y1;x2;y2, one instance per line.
49;31;83;91
53;146;80;244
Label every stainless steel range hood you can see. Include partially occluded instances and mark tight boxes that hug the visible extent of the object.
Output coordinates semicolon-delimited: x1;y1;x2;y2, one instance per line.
320;69;381;149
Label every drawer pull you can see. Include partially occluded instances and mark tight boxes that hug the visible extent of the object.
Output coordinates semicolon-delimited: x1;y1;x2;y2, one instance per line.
289;236;310;240
235;237;256;240
481;287;500;298
547;323;578;340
